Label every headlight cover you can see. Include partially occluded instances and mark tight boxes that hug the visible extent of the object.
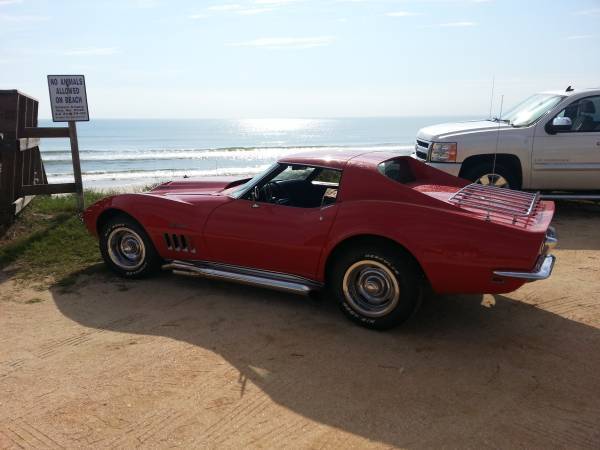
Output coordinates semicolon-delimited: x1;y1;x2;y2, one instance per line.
430;142;457;162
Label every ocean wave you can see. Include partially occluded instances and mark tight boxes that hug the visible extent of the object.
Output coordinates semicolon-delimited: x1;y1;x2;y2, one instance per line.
46;166;269;183
41;144;413;162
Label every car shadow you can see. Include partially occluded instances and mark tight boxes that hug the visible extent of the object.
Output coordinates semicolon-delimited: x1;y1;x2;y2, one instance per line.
50;270;600;448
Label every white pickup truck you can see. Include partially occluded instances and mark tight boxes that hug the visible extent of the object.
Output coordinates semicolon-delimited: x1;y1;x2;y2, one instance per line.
414;87;600;198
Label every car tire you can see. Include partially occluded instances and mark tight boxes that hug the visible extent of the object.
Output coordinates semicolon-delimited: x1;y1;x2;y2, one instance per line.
463;162;520;190
331;245;421;330
99;215;162;278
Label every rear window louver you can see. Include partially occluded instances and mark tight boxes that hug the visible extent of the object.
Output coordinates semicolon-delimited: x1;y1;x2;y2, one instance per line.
164;233;195;253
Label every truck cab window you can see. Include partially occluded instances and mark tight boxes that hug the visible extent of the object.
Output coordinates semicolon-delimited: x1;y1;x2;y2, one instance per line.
555;96;600;132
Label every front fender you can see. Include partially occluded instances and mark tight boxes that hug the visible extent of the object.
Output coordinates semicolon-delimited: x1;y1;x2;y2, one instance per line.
82;193;227;260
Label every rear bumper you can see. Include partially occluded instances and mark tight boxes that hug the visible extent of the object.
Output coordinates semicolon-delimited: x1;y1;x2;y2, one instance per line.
493;226;557;281
493;254;555;281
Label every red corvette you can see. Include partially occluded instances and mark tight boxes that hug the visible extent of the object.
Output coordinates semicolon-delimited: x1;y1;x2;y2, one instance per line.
83;150;557;329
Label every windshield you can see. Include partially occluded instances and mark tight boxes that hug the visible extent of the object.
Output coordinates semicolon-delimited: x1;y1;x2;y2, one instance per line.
499;94;565;127
229;163;279;198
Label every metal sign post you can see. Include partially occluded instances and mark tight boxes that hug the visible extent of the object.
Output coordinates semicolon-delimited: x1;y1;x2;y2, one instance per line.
47;74;89;211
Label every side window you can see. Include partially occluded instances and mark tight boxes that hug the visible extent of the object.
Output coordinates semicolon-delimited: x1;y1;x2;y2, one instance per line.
311;168;341;186
271;165;316;182
378;158;416;183
554;96;600;132
247;164;342;208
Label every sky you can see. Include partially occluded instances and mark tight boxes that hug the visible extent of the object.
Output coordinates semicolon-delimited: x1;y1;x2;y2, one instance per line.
1;0;599;119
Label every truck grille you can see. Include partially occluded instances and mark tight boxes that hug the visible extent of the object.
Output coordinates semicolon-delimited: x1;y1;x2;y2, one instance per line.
415;140;430;161
416;150;428;160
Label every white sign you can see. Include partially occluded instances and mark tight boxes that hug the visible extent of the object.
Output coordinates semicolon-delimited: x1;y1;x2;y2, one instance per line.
47;75;89;122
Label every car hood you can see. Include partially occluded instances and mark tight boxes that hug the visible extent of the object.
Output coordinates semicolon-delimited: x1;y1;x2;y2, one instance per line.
149;176;250;196
417;120;511;140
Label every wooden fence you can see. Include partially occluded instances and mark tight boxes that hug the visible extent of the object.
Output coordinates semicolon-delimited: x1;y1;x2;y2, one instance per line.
0;90;80;227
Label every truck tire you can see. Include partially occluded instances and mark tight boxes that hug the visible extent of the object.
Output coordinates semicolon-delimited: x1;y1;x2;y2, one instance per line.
331;244;421;330
99;215;162;278
463;162;520;190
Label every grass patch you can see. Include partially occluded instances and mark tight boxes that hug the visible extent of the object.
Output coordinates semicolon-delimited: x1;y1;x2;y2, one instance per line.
0;191;110;283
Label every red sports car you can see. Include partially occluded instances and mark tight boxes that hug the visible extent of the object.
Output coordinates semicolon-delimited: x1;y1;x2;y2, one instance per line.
83;150;557;329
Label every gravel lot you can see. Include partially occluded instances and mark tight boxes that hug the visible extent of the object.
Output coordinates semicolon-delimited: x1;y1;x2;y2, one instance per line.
1;202;599;449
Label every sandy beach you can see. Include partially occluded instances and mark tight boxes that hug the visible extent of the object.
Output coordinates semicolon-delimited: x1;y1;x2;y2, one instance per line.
0;200;599;448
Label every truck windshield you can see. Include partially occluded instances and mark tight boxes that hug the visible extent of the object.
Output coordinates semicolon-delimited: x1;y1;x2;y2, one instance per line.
500;94;564;127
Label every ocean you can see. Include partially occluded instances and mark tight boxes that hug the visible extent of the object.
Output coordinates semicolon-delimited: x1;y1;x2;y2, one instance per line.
39;116;471;189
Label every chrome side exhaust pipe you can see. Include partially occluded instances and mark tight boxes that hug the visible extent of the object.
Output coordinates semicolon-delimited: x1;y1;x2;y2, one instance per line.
162;260;322;296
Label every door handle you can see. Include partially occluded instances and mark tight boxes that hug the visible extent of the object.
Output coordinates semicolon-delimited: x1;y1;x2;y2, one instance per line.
251;203;260;208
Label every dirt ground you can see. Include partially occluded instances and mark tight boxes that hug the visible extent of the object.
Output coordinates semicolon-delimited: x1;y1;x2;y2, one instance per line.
0;202;599;449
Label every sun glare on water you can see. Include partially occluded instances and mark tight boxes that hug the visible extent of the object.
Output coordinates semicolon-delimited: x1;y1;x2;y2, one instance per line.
238;118;320;133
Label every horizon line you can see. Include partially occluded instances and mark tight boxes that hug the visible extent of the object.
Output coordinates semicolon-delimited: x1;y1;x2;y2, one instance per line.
37;114;478;121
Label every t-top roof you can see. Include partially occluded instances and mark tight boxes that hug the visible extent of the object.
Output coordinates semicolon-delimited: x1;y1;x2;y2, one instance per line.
280;149;402;170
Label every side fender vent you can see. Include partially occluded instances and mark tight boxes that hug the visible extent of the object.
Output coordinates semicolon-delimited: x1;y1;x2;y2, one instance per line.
164;233;195;253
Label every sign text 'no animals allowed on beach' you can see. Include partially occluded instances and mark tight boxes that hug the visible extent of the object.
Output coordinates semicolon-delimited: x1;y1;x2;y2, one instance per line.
47;75;89;122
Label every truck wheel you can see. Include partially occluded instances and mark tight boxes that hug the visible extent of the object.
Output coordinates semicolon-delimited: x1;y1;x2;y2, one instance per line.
463;162;519;189
99;215;162;278
331;245;421;330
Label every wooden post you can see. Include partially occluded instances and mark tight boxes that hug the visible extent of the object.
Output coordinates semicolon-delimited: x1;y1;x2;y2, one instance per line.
0;140;17;224
68;121;84;211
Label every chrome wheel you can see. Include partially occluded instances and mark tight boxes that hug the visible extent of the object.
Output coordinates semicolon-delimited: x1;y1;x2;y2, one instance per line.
342;260;400;318
107;227;146;270
476;173;510;188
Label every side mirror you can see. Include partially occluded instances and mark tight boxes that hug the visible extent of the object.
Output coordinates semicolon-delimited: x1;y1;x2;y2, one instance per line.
546;116;572;134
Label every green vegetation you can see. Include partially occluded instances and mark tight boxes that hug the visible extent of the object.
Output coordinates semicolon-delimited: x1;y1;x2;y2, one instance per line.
0;192;109;283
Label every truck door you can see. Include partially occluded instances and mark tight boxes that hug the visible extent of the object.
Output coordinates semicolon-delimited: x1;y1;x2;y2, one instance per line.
532;95;600;190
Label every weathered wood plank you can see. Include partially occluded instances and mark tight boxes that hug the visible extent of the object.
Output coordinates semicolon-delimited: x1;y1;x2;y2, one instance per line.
17;138;40;151
0;91;19;140
24;147;32;186
21;127;69;138
0;142;17;213
32;101;38;127
14;146;23;198
13;195;34;216
20;183;77;196
17;94;26;137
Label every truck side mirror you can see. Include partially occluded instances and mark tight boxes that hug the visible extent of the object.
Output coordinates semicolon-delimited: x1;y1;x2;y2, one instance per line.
546;116;572;135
